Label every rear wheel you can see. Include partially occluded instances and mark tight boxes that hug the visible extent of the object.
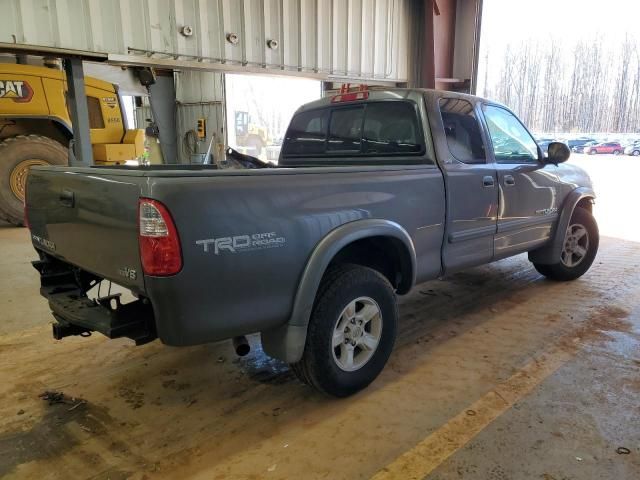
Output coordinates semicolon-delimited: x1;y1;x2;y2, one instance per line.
532;207;598;281
0;135;68;226
633;150;640;156
290;264;397;397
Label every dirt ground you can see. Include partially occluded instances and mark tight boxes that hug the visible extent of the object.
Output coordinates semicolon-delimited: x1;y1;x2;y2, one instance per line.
0;154;639;479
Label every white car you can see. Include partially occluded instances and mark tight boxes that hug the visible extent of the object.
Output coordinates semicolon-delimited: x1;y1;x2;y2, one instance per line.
624;143;640;156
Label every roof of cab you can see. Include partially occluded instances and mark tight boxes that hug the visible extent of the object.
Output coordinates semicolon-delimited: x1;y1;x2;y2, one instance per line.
294;88;500;113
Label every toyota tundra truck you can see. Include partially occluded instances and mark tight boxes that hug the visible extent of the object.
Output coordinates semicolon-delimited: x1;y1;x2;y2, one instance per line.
26;89;598;397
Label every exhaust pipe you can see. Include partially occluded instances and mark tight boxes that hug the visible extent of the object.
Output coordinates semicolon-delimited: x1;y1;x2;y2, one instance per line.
232;335;250;356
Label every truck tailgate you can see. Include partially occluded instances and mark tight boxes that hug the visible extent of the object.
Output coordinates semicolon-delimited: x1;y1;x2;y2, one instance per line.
26;167;146;292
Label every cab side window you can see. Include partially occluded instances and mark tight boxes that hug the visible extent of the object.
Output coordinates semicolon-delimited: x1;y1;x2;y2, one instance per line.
483;105;539;163
438;98;486;164
87;96;105;129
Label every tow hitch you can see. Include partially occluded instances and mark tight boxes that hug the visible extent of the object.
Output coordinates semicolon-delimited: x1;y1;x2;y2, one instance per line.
52;320;91;340
33;256;157;345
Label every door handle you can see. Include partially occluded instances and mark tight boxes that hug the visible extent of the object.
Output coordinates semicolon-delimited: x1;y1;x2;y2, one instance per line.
504;175;516;186
59;189;75;208
482;176;495;187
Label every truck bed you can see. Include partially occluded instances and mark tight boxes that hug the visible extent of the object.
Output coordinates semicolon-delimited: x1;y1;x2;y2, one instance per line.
27;163;446;346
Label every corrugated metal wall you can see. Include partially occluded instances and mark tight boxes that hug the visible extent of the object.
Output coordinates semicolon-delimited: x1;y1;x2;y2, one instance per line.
174;70;225;163
1;0;412;82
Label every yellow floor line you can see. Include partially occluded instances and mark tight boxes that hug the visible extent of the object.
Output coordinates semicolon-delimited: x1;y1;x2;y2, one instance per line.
371;347;575;480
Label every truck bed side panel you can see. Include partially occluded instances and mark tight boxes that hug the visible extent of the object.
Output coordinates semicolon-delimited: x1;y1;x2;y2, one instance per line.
144;166;445;345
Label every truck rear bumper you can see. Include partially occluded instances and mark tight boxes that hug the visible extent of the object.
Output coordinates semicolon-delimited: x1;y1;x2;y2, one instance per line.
33;256;157;345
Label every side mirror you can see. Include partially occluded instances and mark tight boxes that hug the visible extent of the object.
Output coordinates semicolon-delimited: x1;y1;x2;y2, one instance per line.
545;142;570;165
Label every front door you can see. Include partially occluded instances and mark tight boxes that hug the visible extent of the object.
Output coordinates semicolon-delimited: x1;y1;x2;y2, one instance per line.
435;97;499;273
480;104;560;260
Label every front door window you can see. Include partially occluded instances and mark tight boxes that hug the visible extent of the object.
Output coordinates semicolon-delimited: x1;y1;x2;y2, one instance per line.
483;105;539;163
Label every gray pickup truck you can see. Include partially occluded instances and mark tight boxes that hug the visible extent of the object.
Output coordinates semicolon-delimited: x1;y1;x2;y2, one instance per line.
26;89;598;397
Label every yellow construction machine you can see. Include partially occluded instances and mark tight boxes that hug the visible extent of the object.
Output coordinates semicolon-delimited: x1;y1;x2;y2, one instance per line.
0;63;144;225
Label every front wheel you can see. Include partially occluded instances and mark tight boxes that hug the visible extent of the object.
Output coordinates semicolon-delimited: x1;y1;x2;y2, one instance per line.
588;149;597;155
290;264;397;397
613;150;621;155
633;150;640;156
533;207;599;281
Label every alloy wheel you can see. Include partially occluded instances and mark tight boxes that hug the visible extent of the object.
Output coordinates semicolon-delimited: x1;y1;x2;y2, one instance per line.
331;297;383;372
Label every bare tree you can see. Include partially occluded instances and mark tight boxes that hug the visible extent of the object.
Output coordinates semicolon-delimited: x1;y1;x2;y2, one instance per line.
481;35;640;135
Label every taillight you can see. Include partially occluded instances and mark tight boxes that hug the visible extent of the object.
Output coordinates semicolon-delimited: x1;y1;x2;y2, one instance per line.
138;198;182;276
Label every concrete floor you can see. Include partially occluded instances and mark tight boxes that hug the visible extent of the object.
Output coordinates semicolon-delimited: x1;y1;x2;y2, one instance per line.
0;154;638;479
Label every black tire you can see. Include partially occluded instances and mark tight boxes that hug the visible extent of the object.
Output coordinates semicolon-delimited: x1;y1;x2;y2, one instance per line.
0;135;68;226
633;150;640;156
290;264;398;397
613;150;620;155
533;207;599;281
588;149;596;155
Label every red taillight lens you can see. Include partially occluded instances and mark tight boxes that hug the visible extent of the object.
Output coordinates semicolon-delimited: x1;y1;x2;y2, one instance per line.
138;198;182;276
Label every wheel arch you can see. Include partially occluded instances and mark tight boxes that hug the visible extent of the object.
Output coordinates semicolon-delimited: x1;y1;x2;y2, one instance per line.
261;219;416;363
0;116;72;148
528;187;595;265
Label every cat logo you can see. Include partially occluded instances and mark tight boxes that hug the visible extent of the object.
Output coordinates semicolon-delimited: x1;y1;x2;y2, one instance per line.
0;80;34;102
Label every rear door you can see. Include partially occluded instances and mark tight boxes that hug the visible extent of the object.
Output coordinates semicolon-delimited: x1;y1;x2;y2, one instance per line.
433;96;498;273
26;167;146;292
480;104;560;259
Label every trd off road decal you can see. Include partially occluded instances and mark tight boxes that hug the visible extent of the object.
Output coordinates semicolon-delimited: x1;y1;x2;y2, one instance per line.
0;80;34;102
196;231;286;255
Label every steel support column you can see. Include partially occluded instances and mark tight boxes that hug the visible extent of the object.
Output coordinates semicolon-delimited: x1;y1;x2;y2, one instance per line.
421;0;436;89
63;58;93;166
147;73;178;164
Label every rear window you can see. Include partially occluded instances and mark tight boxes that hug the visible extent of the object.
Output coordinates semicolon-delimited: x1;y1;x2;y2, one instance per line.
281;109;329;155
328;107;364;152
282;101;424;161
363;103;421;154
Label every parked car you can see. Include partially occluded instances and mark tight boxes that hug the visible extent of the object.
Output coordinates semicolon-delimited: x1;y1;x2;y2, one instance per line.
624;142;640;156
567;138;596;151
26;89;598;397
572;140;598;153
536;138;556;154
585;142;623;155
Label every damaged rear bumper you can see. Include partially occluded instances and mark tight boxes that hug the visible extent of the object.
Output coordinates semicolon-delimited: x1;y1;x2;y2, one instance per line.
33;255;157;345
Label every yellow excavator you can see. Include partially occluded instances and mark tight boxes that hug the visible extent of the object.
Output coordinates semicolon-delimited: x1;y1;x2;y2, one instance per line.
0;63;145;226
